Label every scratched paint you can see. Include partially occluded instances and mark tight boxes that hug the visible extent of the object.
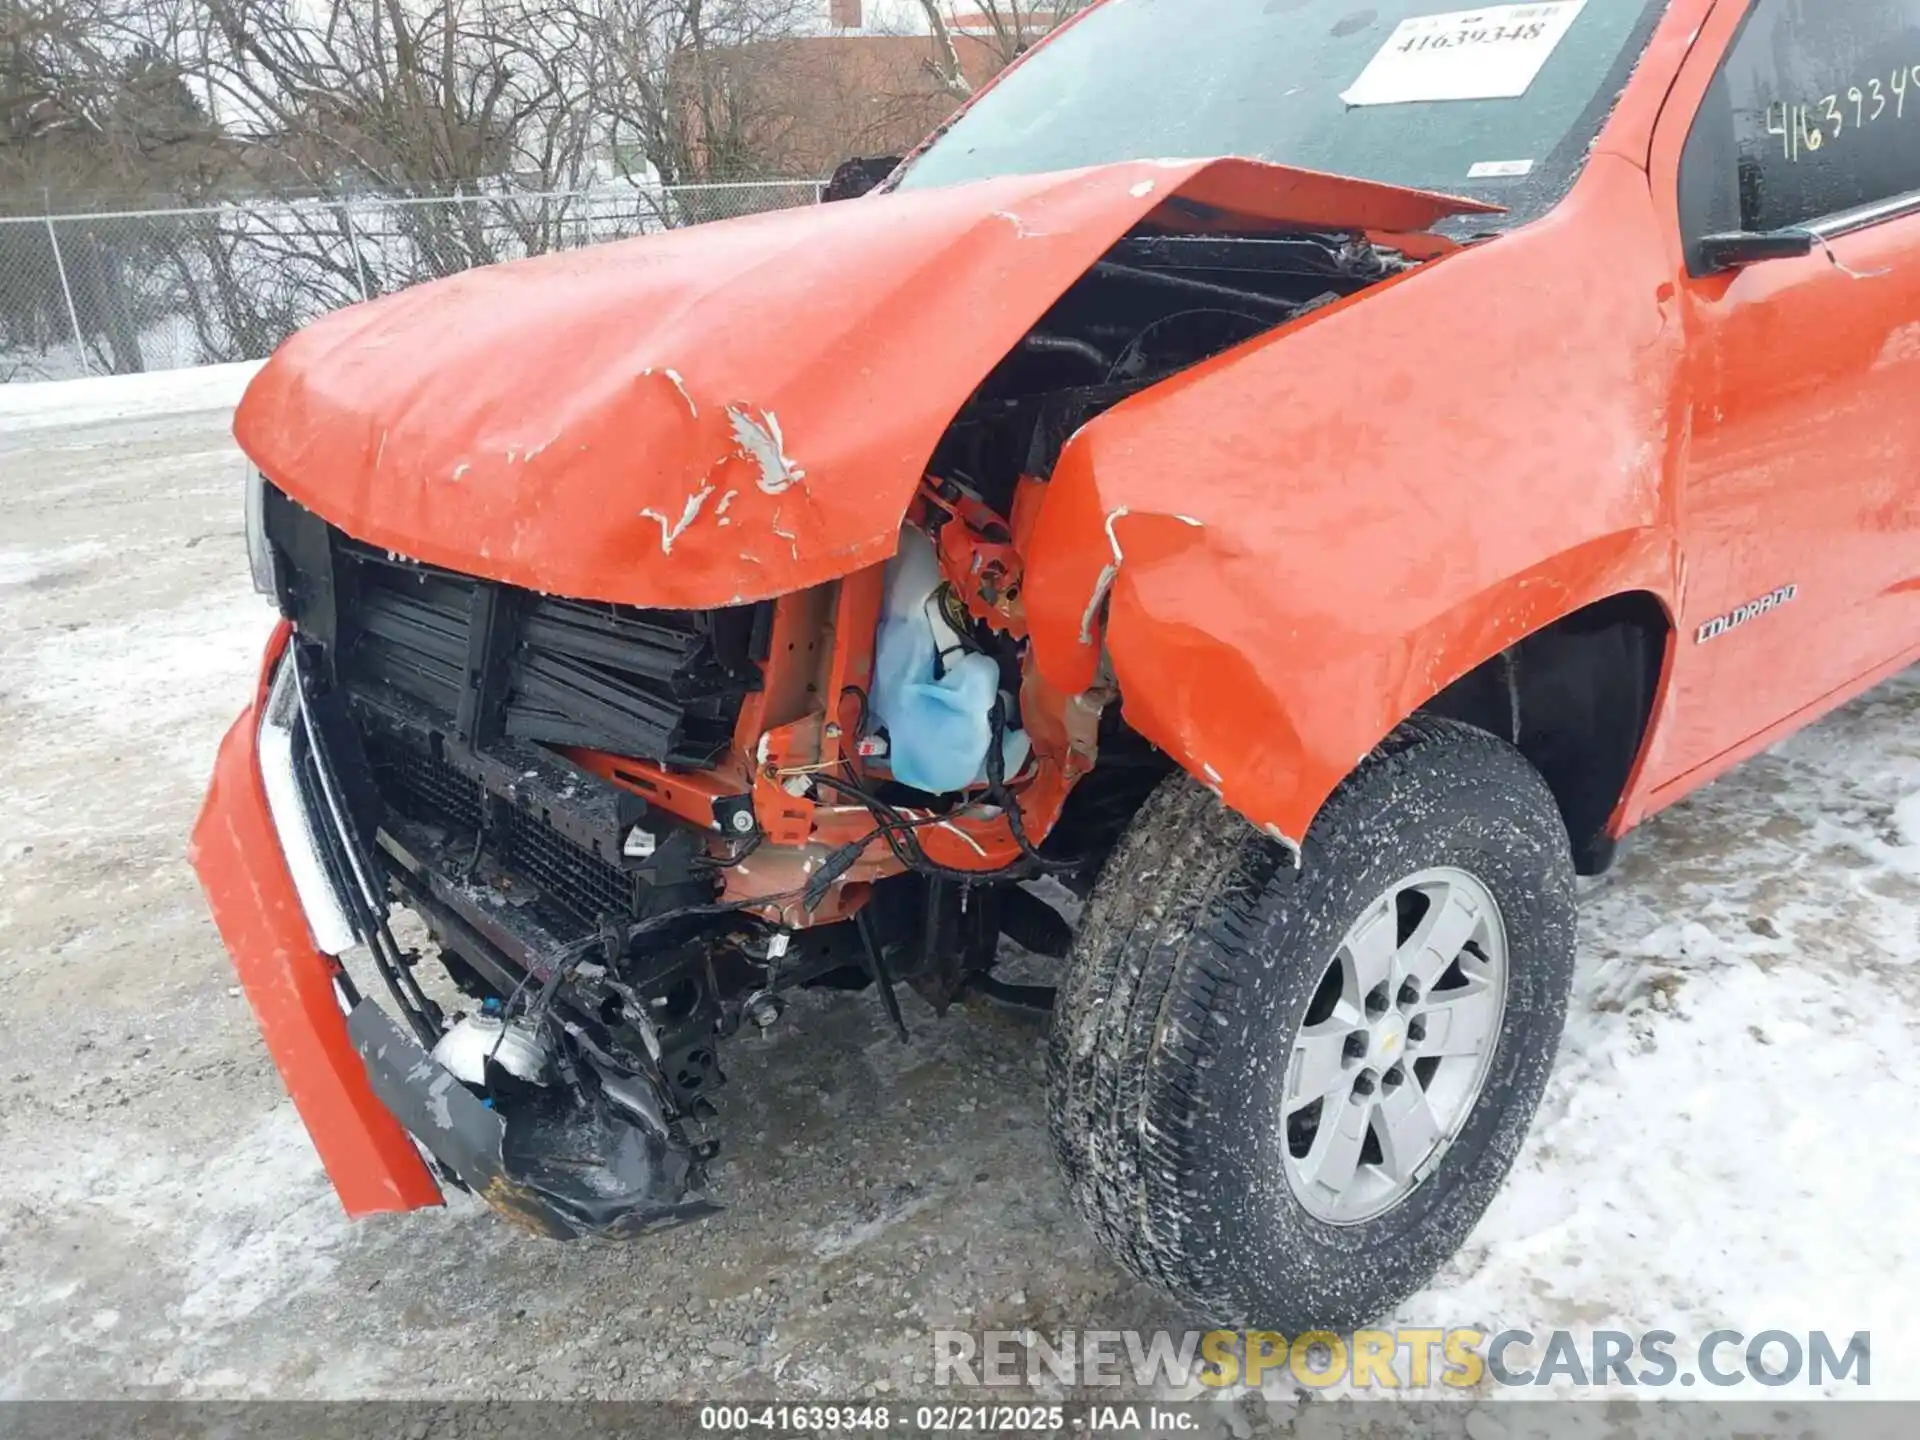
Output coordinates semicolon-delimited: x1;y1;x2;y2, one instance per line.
727;406;805;495
640;485;716;555
1078;506;1132;646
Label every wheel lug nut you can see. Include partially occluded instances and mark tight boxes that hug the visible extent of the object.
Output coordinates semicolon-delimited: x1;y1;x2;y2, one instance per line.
1397;980;1421;1008
1352;1071;1377;1100
1343;1031;1370;1061
1382;1064;1405;1092
1365;984;1390;1019
1407;1016;1426;1044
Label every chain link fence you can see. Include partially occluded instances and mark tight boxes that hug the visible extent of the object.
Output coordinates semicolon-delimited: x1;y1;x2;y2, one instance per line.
0;181;825;383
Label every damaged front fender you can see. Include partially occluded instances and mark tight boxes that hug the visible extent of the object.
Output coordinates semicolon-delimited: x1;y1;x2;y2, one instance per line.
1023;156;1685;852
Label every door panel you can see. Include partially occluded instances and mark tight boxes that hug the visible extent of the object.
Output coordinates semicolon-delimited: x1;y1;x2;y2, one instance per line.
1674;214;1920;766
1647;0;1920;782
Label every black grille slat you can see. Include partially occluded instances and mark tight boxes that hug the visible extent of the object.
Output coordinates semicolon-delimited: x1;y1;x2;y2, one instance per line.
504;650;684;758
517;600;706;680
357;593;469;658
325;538;754;769
354;635;468;711
258;496;772;940
504;597;732;766
344;564;476;715
367;732;633;930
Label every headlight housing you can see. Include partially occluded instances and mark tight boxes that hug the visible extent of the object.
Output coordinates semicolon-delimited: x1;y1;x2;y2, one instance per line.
244;461;278;598
256;655;358;956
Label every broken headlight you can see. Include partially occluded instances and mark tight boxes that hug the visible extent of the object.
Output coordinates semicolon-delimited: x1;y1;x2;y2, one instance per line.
244;461;278;598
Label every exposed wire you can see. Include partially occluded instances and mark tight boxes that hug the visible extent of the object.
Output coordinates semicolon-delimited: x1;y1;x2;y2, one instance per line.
520;886;815;1027
840;684;871;739
806;772;978;878
693;830;762;871
806;761;1079;883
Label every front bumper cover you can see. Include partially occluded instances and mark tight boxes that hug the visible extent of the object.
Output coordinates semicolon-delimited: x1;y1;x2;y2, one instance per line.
189;622;442;1216
192;624;719;1235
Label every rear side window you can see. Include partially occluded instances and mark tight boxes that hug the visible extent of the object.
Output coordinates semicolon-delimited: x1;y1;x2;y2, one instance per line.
1685;0;1920;240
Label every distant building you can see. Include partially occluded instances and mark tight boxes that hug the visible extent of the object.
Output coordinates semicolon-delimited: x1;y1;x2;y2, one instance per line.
671;3;1075;178
823;2;1067;45
752;37;998;175
673;8;1042;179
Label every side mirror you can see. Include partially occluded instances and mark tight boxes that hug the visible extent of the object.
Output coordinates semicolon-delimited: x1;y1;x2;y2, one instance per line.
822;155;903;203
1694;227;1816;274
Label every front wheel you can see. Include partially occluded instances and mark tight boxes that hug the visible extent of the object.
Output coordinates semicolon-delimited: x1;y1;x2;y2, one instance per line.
1047;717;1576;1329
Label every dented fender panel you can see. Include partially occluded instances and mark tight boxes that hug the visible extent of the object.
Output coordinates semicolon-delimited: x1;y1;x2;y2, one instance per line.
1024;156;1685;849
235;159;1493;610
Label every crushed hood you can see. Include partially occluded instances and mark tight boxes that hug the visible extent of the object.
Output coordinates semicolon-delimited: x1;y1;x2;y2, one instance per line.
236;158;1495;609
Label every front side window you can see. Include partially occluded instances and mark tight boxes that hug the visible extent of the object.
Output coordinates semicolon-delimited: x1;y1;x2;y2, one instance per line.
897;0;1667;227
1684;0;1920;237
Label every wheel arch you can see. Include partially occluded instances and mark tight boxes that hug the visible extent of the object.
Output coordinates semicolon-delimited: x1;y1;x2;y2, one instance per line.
1417;589;1673;874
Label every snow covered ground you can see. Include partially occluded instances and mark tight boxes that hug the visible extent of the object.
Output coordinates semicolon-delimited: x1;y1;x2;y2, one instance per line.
0;378;1915;1419
0;362;262;435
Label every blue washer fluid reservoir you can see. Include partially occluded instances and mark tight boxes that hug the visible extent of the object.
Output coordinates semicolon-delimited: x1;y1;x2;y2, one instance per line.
867;526;1030;795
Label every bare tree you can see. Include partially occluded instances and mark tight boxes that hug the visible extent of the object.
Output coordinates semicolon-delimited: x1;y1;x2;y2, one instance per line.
2;1;234;372
913;0;1089;96
2;0;226;208
589;0;820;185
198;0;609;198
912;0;971;99
972;0;1090;65
6;0;1107;378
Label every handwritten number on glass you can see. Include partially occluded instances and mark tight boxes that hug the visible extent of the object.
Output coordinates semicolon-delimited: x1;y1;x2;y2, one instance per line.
1766;66;1920;163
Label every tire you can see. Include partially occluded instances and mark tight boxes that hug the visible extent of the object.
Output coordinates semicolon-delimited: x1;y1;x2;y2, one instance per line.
1047;716;1576;1330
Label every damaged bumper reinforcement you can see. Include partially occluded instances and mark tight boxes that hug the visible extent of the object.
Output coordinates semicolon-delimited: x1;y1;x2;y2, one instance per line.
190;624;720;1237
346;1001;719;1239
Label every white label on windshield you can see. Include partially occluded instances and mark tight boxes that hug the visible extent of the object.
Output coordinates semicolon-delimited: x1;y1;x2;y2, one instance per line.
1340;1;1589;107
1468;158;1536;177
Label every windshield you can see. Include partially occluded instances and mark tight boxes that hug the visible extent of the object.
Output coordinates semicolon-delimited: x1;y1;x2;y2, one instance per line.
897;0;1668;224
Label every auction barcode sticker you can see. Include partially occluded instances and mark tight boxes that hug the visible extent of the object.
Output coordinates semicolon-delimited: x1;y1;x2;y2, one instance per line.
1341;0;1589;107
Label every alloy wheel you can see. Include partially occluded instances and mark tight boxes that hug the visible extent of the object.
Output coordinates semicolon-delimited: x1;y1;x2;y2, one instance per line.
1282;866;1510;1225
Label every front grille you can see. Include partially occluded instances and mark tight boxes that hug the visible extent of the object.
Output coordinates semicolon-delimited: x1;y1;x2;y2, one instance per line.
367;731;635;930
332;543;760;768
350;559;473;715
261;488;758;940
375;732;484;833
504;596;740;761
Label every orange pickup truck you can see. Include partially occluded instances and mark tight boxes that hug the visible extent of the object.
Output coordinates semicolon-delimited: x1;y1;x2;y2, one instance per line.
193;0;1920;1328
